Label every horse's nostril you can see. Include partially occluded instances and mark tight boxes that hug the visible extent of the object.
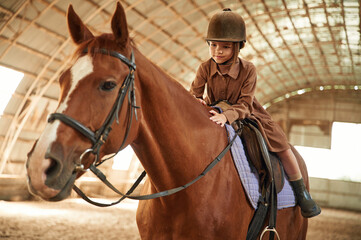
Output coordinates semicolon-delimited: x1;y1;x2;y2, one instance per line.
45;158;59;177
44;156;63;188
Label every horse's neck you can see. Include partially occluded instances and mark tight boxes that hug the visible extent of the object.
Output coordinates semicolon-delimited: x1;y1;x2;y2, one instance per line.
131;51;226;190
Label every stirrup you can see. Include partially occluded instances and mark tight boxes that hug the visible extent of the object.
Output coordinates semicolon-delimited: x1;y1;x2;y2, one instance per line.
260;226;280;240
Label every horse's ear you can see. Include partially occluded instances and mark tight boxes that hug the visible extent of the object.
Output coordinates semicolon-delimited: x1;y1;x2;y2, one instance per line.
67;4;94;45
111;2;129;47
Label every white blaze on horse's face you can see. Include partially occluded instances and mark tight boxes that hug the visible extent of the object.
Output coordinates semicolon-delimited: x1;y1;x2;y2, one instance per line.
57;55;94;113
26;55;95;197
39;55;94;147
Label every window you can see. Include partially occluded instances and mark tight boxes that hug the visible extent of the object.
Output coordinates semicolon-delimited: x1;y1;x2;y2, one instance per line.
0;66;24;116
296;122;361;182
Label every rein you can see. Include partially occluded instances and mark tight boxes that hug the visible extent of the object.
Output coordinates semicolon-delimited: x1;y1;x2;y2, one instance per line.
74;130;239;207
49;47;241;207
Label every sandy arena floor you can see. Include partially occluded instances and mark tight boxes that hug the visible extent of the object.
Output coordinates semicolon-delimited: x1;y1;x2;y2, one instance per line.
0;199;360;239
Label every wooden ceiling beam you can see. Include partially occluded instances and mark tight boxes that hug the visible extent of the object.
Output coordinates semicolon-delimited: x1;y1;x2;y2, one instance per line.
303;0;331;84
158;0;203;39
321;0;342;76
132;0;203;63
8;92;58;104
144;1;217;66
0;0;61;61
134;0;182;38
133;1;221;77
0;36;63;64
246;40;291;92
5;11;66;41
120;1;199;77
262;0;311;86
133;26;195;81
281;0;324;87
0;5;13;16
129;0;183;34
0;0;30;35
340;0;357;84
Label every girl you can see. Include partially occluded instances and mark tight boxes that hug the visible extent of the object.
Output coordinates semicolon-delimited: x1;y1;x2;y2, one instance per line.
190;8;320;218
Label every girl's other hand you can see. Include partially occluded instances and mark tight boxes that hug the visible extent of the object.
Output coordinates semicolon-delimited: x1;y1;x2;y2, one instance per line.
209;110;227;127
196;98;207;106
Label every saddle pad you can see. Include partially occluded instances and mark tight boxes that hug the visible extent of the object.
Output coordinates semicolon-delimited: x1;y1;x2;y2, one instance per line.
225;124;296;210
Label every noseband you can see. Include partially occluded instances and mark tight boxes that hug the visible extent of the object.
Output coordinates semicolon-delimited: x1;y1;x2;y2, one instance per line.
47;47;240;207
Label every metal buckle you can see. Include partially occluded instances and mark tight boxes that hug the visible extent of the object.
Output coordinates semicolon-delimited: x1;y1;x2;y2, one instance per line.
76;148;94;172
260;226;280;240
99;135;106;144
74;164;85;172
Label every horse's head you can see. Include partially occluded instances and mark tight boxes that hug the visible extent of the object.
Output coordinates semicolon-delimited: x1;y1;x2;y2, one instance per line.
26;3;140;201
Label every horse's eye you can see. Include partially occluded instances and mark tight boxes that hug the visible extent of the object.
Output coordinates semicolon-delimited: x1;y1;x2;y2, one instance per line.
100;81;117;91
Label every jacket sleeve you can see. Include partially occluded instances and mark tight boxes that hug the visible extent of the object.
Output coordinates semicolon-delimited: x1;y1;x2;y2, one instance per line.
223;64;257;124
190;64;207;99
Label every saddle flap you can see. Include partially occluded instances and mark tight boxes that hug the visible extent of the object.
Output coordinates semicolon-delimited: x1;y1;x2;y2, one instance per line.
269;153;285;193
241;123;285;194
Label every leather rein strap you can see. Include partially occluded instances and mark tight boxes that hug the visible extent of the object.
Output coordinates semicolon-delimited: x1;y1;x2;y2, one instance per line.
74;130;239;207
48;47;240;207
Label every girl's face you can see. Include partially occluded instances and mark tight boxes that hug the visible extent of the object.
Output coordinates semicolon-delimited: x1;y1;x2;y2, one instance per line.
209;41;234;64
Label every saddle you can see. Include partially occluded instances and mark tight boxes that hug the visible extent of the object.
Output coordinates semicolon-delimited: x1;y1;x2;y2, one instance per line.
214;100;285;240
214;101;285;193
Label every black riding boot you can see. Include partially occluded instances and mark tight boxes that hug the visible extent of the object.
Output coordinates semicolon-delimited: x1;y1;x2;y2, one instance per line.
290;178;321;218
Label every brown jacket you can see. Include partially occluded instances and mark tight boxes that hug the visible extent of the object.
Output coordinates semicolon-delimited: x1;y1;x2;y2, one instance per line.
190;58;289;152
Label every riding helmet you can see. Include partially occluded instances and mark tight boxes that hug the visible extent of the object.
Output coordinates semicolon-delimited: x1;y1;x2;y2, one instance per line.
205;8;246;44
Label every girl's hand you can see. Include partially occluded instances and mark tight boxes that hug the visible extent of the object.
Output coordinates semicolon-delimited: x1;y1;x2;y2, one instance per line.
196;98;207;106
209;110;227;127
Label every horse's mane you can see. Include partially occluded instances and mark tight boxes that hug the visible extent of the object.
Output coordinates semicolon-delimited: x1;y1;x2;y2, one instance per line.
71;33;136;60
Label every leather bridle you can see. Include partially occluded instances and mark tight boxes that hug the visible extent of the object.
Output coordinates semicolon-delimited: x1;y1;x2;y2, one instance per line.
48;47;240;207
48;48;138;167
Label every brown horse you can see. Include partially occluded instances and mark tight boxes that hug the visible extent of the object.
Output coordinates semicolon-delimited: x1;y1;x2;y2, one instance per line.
26;3;308;239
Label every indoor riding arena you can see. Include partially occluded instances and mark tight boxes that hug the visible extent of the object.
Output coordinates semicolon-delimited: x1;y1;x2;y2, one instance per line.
0;0;360;239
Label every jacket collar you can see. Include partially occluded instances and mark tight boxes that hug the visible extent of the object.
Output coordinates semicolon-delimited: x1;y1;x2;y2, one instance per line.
210;58;242;79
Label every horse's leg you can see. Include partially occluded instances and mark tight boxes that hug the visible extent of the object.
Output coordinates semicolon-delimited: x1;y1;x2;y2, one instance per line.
136;179;153;239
